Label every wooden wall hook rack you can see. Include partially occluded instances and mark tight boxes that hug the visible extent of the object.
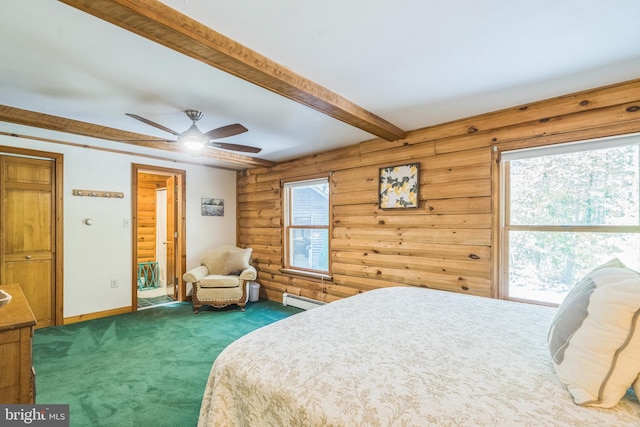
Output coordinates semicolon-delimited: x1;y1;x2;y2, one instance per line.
72;189;124;199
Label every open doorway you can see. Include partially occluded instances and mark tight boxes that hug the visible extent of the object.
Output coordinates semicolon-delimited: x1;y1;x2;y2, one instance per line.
131;164;187;311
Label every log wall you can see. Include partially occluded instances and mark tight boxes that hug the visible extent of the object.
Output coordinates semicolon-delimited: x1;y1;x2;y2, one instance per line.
137;173;169;263
238;78;640;303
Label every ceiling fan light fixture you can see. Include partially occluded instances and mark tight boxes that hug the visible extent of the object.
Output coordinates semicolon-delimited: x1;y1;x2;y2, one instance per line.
183;139;205;150
180;123;207;150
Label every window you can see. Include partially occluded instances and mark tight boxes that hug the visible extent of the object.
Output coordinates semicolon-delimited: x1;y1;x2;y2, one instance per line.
501;135;640;305
283;177;330;275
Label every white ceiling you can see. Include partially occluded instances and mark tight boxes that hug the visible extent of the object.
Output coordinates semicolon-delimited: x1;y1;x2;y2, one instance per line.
1;0;639;169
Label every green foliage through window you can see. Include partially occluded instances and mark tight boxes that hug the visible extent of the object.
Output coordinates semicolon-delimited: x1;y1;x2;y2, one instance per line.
504;140;640;304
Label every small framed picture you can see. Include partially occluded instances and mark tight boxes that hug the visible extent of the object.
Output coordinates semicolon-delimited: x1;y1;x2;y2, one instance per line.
378;163;420;209
201;198;224;216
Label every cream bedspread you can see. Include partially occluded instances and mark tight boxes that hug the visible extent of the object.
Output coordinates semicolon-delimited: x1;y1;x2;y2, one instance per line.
198;287;640;426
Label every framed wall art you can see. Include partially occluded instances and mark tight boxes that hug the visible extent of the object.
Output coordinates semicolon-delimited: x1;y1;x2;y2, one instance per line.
201;198;224;216
378;162;420;209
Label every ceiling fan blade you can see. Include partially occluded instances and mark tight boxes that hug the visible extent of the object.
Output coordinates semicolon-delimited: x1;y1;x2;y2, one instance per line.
119;139;178;143
204;123;248;139
209;142;262;153
125;113;181;137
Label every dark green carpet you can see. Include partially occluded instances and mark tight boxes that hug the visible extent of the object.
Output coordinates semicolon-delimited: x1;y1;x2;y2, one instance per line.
32;300;300;427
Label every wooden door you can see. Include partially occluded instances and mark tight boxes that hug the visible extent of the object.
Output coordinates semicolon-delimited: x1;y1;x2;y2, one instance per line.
1;156;55;328
166;175;177;300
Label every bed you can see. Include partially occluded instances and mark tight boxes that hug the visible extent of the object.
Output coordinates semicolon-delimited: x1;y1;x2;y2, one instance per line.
198;287;640;426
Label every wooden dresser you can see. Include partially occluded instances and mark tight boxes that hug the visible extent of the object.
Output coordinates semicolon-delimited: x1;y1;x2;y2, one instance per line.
0;283;36;403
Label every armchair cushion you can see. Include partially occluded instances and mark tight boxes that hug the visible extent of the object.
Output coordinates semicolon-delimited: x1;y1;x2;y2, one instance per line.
221;247;253;275
199;274;241;288
201;247;230;274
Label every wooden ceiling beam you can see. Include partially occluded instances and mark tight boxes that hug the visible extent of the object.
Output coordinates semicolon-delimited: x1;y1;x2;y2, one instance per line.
58;0;407;142
0;105;276;168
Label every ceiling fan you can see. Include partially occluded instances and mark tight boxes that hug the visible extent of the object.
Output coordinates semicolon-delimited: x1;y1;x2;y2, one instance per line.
125;109;261;153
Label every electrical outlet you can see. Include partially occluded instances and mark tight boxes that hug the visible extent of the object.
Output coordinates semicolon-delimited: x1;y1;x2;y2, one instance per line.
110;279;119;288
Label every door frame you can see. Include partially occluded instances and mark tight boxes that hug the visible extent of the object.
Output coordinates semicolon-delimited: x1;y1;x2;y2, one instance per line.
0;145;64;326
131;164;187;310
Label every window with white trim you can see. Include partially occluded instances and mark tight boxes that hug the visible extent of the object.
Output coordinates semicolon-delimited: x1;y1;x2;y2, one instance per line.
501;135;640;305
283;177;330;274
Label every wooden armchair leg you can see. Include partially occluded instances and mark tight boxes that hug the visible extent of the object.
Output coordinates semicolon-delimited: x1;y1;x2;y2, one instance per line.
192;283;201;314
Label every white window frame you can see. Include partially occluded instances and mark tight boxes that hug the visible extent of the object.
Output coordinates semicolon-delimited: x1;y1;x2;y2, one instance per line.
283;176;330;277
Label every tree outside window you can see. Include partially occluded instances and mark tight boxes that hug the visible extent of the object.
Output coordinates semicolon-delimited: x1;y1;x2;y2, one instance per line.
503;140;640;304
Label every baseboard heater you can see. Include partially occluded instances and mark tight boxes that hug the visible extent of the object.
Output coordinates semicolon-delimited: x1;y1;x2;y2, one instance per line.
282;293;326;310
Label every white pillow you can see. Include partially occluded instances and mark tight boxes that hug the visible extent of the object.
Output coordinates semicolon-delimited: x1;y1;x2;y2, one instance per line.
221;248;252;275
548;259;640;408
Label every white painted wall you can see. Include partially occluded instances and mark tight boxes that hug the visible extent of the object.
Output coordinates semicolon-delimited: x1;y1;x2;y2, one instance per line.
0;134;237;318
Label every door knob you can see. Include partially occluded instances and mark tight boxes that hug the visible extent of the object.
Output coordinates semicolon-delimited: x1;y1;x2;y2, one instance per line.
25;255;32;259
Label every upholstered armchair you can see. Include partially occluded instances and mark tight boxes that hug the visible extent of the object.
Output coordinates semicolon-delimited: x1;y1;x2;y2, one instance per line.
182;245;256;313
